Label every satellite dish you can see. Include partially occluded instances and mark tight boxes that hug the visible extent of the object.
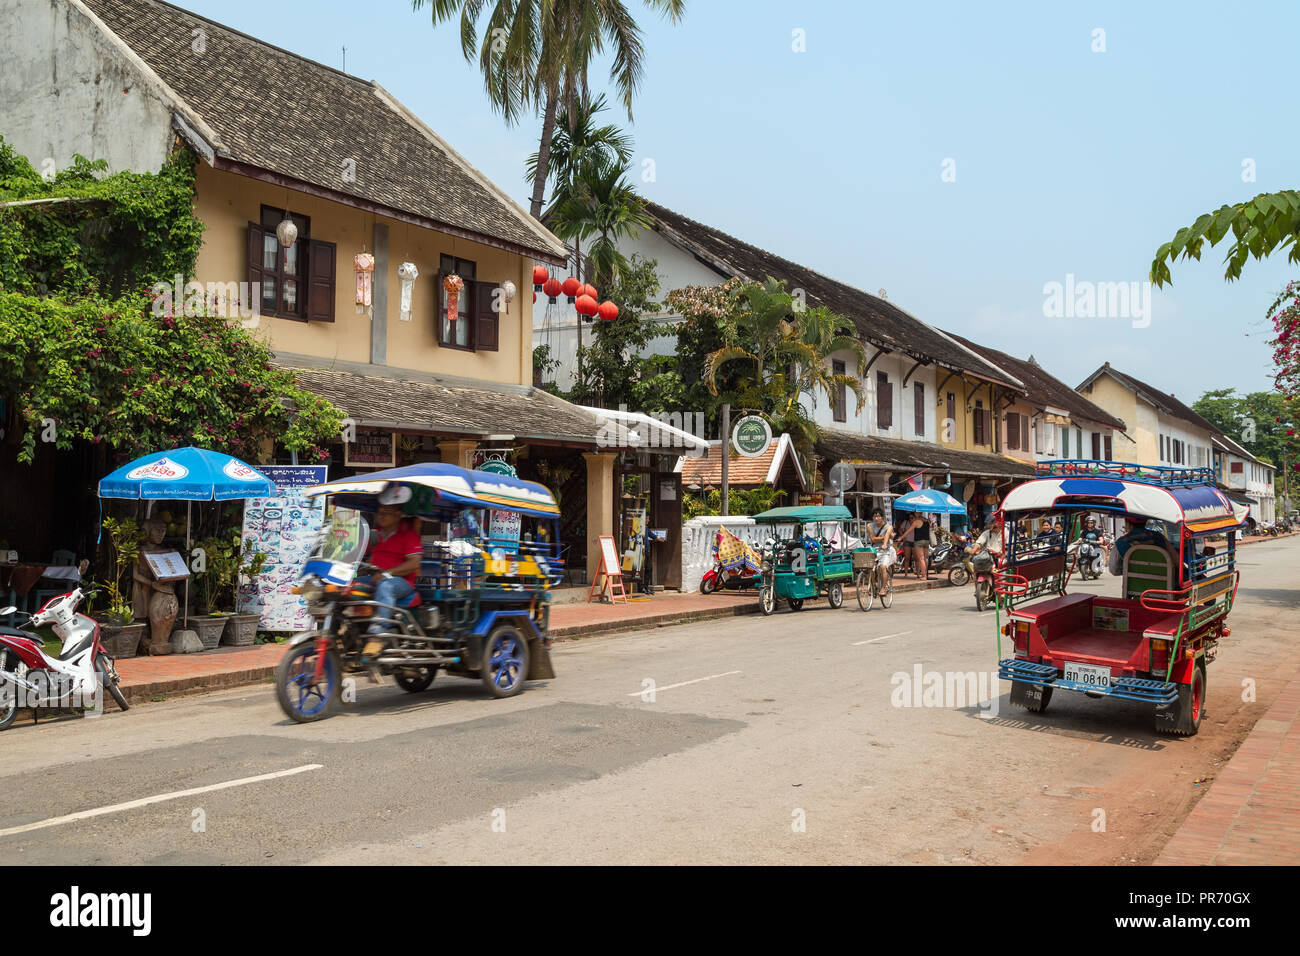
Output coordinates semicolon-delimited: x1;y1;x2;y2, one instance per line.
827;462;857;494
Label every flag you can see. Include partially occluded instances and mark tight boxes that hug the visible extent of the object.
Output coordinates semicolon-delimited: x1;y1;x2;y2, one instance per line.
905;470;927;492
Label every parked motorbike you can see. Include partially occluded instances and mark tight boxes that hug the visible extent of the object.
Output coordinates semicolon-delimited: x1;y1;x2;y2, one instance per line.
1066;537;1106;580
700;531;764;593
0;588;130;731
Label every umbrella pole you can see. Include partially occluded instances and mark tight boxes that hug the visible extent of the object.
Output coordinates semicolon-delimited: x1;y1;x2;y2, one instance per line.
184;501;191;628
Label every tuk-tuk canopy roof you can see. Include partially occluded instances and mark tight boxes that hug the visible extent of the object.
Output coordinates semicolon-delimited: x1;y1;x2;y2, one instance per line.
304;463;559;517
1000;474;1247;533
752;504;853;523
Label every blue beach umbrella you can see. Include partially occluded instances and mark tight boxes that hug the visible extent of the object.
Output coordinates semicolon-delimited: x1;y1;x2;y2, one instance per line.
99;447;274;500
892;488;967;514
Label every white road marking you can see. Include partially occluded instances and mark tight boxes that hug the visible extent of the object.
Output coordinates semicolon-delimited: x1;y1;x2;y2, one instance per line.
0;763;323;839
626;670;742;696
851;631;912;646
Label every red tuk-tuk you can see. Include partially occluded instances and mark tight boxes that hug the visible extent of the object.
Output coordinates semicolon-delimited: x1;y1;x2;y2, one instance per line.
995;460;1246;736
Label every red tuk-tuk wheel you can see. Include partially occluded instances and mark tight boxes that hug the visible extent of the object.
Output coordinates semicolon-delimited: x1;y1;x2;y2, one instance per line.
1159;662;1205;737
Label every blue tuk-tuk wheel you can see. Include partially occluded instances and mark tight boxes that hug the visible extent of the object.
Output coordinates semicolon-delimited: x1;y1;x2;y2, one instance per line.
482;625;530;699
275;641;341;723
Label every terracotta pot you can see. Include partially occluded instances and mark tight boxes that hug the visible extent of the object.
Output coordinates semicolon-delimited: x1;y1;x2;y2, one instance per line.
221;613;261;647
100;622;146;659
188;615;228;651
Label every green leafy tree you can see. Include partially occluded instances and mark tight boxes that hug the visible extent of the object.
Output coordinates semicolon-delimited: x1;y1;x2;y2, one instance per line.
0;291;343;464
1151;191;1300;287
549;156;649;289
567;252;667;406
413;0;687;219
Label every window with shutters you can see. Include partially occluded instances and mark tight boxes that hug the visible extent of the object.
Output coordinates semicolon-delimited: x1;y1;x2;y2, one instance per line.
248;208;334;321
944;392;956;437
1060;425;1069;458
1091;432;1101;460
438;255;476;350
876;371;893;429
832;360;846;422
914;382;925;436
1103;434;1112;459
1006;412;1020;450
1033;420;1044;454
973;399;987;445
1021;414;1029;452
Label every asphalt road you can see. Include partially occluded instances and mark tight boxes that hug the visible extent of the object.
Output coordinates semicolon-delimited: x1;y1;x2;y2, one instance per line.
2;537;1296;865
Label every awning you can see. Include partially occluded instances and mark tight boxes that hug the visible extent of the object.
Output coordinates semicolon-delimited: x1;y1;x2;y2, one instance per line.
816;428;1036;480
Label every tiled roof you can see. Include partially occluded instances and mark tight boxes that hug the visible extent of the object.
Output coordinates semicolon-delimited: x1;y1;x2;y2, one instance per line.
816;428;1036;479
282;362;604;444
642;201;1024;390
1081;364;1220;436
945;333;1126;431
78;0;567;262
680;438;804;489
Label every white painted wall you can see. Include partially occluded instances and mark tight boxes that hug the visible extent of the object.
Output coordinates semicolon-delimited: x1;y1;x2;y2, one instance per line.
0;0;176;176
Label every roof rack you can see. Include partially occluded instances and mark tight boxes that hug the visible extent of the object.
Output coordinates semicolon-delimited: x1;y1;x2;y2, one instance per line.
1034;459;1216;487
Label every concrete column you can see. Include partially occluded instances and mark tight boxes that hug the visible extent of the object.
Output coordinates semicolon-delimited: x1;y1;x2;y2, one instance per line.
437;439;478;469
583;451;617;581
371;222;389;366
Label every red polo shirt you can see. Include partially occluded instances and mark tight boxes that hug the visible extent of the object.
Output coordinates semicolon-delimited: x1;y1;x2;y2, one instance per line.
368;521;422;585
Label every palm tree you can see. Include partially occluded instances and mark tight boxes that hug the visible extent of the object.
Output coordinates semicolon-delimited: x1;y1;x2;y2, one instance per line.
549;156;649;288
794;305;868;417
527;93;633;208
413;0;687;219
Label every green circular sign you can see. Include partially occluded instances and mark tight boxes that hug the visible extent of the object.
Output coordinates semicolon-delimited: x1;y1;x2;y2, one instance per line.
732;416;772;458
477;457;517;477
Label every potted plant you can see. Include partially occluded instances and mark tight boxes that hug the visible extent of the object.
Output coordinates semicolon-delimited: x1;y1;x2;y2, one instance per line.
97;517;147;658
189;531;241;650
222;539;267;647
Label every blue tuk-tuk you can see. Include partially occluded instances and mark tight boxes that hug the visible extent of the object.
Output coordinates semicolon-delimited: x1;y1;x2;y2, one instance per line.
274;464;563;722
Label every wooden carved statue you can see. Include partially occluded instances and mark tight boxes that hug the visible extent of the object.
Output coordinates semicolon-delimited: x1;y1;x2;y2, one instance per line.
132;517;176;655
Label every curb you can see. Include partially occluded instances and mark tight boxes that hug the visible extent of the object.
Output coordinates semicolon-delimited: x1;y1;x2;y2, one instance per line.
117;577;954;701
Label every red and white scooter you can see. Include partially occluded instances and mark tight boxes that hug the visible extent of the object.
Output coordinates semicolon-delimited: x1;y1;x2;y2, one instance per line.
0;588;130;731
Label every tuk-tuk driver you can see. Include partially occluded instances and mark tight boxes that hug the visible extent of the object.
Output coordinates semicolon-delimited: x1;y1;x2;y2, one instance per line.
364;485;423;649
1108;516;1171;575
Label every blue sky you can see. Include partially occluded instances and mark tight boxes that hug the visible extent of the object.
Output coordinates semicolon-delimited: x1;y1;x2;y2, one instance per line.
180;0;1297;400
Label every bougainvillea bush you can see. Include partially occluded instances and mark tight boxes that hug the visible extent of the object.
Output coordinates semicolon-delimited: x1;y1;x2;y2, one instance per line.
0;290;342;464
1269;281;1300;402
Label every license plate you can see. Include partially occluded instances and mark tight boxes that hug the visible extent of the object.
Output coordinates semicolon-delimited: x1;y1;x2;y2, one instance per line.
1063;661;1112;689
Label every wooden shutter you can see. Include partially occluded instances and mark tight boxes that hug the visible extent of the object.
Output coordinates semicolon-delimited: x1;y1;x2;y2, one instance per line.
247;223;265;312
307;239;335;322
914;383;924;435
1104;434;1112;459
1007;412;1019;450
1021;415;1029;451
877;379;893;429
1091;432;1101;460
475;279;499;351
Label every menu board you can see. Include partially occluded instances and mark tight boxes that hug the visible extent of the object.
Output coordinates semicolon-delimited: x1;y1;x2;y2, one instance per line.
344;428;396;468
237;465;328;631
489;509;521;544
144;551;189;581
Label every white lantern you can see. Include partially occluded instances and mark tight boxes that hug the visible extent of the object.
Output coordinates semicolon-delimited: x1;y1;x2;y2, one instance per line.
397;261;418;322
276;214;298;249
501;280;517;301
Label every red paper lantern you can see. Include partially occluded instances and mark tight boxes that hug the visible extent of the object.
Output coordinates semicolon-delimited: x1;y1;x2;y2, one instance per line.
532;265;549;289
575;294;598;317
562;276;580;302
581;283;598;300
543;277;562;302
598;300;619;322
532;291;536;303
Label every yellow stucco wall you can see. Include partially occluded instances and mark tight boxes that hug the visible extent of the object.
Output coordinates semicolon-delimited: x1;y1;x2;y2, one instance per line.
192;164;534;385
937;378;1000;451
999;396;1036;463
1080;375;1147;461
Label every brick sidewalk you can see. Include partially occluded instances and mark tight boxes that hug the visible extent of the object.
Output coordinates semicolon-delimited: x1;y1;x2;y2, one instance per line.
113;574;945;700
1156;663;1300;865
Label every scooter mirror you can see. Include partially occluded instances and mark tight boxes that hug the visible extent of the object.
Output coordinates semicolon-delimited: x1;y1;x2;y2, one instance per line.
0;606;14;616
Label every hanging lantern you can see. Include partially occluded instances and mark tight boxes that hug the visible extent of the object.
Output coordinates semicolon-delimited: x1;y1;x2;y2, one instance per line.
581;283;598;301
543;277;562;302
598;300;618;322
532;291;536;304
276;213;298;249
397;261;418;322
575;294;597;318
562;277;580;302
443;273;464;323
532;265;549;290
354;252;375;313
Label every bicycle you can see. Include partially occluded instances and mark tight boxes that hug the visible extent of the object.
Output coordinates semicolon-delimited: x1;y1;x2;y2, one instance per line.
855;549;895;610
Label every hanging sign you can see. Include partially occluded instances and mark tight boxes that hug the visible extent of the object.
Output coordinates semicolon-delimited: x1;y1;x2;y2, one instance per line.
237;465;328;631
344;429;396;468
732;415;772;458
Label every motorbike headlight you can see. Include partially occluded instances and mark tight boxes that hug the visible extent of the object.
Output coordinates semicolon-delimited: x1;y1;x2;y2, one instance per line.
297;575;325;603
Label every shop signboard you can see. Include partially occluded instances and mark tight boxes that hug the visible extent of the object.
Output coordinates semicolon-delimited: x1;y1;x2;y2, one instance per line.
344;429;396;468
237;465;329;631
